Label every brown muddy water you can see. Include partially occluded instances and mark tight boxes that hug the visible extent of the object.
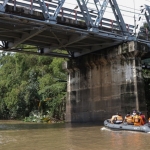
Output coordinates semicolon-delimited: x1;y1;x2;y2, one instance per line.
0;120;150;150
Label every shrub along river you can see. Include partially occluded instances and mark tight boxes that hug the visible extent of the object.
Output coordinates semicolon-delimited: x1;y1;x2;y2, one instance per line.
0;120;150;150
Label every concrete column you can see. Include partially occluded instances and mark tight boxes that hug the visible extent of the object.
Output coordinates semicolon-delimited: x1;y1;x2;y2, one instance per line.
65;41;148;122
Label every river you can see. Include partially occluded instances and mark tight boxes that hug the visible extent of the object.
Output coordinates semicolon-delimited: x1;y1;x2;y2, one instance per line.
0;120;150;150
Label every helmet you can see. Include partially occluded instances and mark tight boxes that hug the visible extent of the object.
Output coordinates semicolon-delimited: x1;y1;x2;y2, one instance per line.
132;110;136;116
139;112;142;115
133;110;136;113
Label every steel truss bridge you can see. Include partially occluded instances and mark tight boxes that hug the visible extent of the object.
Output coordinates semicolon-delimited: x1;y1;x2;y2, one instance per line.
0;0;150;58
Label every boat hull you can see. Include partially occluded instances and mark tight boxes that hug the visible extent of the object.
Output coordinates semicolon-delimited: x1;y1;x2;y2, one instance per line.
104;120;150;133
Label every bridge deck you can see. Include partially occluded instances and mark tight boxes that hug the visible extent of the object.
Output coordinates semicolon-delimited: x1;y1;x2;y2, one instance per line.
0;0;150;58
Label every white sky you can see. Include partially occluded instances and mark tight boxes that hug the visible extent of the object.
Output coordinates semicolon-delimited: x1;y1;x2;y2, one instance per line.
64;0;150;25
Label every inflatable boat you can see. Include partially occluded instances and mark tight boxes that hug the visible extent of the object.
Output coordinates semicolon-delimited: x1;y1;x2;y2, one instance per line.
104;119;150;133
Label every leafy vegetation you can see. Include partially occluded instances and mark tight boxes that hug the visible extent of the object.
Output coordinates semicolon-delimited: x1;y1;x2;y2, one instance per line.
0;51;67;122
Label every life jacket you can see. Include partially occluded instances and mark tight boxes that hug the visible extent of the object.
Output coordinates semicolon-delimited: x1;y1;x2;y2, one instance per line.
133;115;144;126
111;115;123;123
134;115;140;123
117;115;123;121
140;115;146;124
114;115;123;121
125;115;133;123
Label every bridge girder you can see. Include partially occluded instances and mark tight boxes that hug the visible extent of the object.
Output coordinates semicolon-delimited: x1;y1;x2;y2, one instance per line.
135;5;150;39
76;0;128;35
145;5;150;28
0;0;150;58
9;26;48;49
0;0;9;11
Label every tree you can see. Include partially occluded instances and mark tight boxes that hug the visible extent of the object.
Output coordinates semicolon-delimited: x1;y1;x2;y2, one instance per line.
0;51;67;120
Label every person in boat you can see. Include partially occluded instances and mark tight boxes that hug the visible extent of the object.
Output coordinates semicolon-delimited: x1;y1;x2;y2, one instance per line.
110;112;123;124
139;112;146;124
124;112;134;125
132;110;137;116
148;118;150;127
133;112;144;126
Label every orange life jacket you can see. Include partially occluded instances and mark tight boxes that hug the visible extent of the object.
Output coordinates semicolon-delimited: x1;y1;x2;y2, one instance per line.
111;115;123;123
140;115;146;124
116;115;123;121
133;115;144;126
125;115;133;123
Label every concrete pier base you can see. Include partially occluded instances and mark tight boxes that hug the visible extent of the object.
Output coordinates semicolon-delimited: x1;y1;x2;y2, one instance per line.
64;41;148;122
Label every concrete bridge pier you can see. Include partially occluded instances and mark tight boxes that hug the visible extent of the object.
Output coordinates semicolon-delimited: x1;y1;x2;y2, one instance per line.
64;41;148;123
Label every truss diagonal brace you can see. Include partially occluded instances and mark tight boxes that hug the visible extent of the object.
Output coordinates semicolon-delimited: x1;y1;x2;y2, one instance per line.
109;0;128;36
134;7;145;37
38;0;51;20
94;0;101;12
0;0;9;12
49;34;88;51
145;5;150;30
77;0;93;28
53;0;65;20
94;0;109;27
8;27;47;49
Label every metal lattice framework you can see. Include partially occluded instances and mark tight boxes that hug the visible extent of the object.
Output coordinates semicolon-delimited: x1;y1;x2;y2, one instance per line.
0;0;150;58
133;4;150;45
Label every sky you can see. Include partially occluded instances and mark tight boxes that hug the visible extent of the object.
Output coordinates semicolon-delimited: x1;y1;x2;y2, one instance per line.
64;0;150;25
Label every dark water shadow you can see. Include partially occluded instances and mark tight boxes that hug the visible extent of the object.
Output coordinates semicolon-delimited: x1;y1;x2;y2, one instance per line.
0;120;104;130
65;121;103;128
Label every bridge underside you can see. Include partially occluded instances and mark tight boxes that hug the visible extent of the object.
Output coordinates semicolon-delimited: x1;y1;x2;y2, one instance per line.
65;41;147;122
0;6;124;58
0;1;150;58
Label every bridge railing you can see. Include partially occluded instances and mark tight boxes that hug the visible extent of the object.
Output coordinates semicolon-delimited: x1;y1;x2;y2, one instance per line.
0;0;134;34
0;0;135;35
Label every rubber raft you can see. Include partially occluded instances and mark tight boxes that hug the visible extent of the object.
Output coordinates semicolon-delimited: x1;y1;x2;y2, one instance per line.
104;120;150;133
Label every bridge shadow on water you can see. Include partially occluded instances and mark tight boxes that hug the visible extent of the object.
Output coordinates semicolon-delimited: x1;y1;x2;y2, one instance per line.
0;120;103;130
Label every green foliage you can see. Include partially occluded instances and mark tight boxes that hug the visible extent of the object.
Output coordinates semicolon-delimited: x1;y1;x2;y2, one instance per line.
0;51;67;120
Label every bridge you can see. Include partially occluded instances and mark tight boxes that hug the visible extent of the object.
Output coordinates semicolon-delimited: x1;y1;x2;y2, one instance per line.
1;0;150;122
0;0;150;58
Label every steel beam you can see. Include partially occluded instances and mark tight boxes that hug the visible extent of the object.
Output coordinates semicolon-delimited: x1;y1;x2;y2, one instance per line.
0;47;70;58
94;0;101;12
0;10;130;42
109;0;128;36
145;5;150;30
0;0;9;12
48;34;88;51
66;35;87;46
67;42;116;47
38;0;65;22
94;0;109;27
53;0;65;20
8;26;48;49
76;0;93;28
38;0;51;20
134;7;146;37
73;41;121;57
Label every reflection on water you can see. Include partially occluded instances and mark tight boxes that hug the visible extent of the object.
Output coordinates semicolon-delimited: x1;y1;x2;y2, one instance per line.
0;120;150;150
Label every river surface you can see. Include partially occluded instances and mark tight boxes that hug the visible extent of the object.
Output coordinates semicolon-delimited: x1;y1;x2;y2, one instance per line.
0;120;150;150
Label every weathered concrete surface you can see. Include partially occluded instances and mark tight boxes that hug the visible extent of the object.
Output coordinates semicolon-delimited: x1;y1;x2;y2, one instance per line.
64;41;148;123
